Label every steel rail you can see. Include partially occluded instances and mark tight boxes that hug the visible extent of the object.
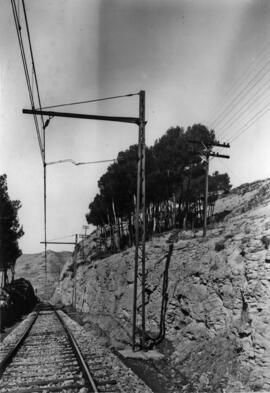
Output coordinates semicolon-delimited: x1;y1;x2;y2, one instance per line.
0;308;40;377
55;310;99;393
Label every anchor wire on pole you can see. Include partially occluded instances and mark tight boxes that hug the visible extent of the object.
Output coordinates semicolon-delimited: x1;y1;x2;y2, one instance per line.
41;92;140;110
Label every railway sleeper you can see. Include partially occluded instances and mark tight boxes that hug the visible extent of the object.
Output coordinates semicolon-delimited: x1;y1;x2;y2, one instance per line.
95;379;117;386
10;359;79;366
0;375;83;388
89;364;111;371
97;386;120;393
2;371;82;379
14;354;76;360
8;365;80;372
0;382;85;393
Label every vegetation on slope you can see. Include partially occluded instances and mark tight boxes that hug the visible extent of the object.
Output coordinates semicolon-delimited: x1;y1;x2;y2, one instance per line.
0;174;24;286
85;124;231;254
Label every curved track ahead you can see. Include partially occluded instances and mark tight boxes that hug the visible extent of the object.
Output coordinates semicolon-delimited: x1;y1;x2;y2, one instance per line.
0;304;117;393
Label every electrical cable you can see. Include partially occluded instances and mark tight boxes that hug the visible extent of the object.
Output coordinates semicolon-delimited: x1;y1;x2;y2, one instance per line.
46;158;115;166
11;0;44;160
22;0;46;131
208;41;270;129
212;100;270;159
229;102;270;144
11;0;48;293
41;92;140;110
17;0;20;23
21;0;48;290
211;60;270;145
216;80;270;141
211;59;270;130
47;234;77;242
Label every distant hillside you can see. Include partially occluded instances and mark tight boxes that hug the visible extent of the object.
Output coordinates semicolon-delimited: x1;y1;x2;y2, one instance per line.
214;177;270;217
16;250;71;300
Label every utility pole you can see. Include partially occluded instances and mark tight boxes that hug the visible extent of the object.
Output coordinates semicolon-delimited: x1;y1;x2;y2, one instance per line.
140;90;146;350
203;154;209;237
79;234;87;260
132;91;146;351
73;234;78;309
82;225;89;261
189;140;230;237
43;127;47;298
79;225;89;261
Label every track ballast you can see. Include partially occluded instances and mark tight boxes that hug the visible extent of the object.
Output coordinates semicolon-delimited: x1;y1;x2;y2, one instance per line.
0;304;119;393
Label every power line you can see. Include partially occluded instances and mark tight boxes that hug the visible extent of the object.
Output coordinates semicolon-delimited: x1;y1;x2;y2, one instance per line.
212;59;270;131
208;41;270;129
22;0;46;131
21;1;48;289
11;0;44;161
11;0;48;295
208;43;270;130
217;80;270;141
210;53;270;144
41;92;139;110
215;74;270;143
213;100;270;158
229;102;270;144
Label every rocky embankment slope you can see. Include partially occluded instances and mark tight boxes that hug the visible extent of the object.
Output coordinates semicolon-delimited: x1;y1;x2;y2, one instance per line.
52;178;270;392
16;250;71;300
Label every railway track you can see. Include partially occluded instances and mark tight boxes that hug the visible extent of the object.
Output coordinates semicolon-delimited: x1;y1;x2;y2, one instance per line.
0;304;119;393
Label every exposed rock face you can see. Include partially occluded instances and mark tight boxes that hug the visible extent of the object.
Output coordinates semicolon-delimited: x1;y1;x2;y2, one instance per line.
53;178;270;391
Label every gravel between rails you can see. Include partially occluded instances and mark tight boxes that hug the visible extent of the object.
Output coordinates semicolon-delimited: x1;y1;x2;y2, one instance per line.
0;310;88;392
0;309;154;392
58;311;154;393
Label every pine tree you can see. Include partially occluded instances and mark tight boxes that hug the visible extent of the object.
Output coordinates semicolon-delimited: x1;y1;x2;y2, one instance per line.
0;174;24;286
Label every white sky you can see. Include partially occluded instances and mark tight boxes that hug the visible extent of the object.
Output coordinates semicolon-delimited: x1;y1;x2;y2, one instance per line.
1;0;270;253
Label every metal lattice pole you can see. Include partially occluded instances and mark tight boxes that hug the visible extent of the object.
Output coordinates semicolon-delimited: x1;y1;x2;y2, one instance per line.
132;90;146;351
43;126;47;297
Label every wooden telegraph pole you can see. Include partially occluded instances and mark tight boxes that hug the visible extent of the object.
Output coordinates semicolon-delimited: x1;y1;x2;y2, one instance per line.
189;140;230;237
203;154;209;237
